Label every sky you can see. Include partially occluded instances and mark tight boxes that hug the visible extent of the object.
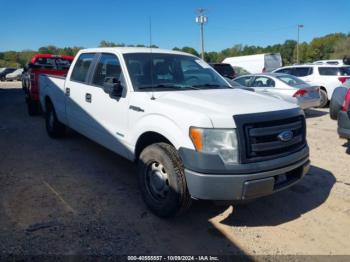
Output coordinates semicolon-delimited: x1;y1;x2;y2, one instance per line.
1;0;349;52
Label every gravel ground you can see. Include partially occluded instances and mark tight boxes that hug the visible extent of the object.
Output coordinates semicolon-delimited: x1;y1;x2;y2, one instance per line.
0;82;349;257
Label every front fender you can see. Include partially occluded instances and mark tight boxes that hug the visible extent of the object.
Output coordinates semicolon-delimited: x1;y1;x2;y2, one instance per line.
127;113;195;153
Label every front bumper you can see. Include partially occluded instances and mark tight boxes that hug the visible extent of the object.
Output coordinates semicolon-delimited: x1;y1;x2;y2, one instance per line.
179;146;310;201
185;158;309;200
338;111;350;139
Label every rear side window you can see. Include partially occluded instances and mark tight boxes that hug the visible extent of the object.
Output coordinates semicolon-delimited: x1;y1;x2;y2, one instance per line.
319;67;350;76
70;53;96;83
293;67;313;77
340;67;350;76
92;54;122;87
235;76;253;87
275;68;293;74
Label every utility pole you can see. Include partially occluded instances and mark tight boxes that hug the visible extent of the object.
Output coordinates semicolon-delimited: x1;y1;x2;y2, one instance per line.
196;8;208;60
297;24;304;64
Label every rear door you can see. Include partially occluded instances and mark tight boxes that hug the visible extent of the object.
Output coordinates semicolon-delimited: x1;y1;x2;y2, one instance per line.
65;53;97;135
292;67;314;83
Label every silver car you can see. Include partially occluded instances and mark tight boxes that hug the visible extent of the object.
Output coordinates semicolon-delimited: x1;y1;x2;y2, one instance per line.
5;68;24;81
234;73;321;109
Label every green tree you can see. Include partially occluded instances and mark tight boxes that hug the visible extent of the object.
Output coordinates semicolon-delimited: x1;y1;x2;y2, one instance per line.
330;36;350;59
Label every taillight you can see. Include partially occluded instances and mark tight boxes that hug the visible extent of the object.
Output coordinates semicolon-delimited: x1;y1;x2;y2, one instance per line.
342;89;350;112
293;89;307;97
338;76;348;84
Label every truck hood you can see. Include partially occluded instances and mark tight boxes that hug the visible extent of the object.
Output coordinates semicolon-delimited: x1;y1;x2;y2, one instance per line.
155;88;297;127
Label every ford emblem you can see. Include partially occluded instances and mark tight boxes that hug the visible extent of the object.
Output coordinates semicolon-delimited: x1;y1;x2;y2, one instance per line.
278;130;293;142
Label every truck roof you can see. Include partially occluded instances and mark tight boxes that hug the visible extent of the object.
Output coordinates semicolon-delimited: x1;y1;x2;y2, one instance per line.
79;47;197;57
31;54;74;63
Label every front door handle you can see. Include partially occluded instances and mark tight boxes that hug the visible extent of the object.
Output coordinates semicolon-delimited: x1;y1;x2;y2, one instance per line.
65;88;70;96
85;93;92;103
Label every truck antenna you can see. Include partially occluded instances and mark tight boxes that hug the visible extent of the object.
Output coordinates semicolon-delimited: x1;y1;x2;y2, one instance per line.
149;16;156;100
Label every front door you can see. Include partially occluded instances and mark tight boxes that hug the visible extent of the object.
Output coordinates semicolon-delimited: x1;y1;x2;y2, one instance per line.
251;76;276;97
84;53;130;158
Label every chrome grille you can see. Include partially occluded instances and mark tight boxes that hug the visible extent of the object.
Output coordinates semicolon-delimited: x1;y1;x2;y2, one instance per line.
234;109;307;163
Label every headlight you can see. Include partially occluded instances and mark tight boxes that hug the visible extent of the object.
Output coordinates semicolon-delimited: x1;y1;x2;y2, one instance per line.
189;127;238;164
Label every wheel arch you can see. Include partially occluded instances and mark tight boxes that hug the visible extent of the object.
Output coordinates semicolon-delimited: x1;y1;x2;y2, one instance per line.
134;131;174;161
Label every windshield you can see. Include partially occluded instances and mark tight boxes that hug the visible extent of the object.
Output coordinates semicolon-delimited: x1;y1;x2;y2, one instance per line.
123;53;230;91
277;75;306;87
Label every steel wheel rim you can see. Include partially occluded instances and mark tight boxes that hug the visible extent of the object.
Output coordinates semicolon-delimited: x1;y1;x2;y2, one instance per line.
145;161;170;201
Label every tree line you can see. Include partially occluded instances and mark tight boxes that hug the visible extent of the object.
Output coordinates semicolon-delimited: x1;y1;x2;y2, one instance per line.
0;32;349;68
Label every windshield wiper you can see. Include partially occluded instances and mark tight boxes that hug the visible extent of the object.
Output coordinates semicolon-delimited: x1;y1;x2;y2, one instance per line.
138;84;199;90
191;84;231;89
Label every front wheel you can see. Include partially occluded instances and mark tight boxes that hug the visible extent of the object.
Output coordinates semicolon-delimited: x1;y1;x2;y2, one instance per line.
138;143;192;218
45;102;66;138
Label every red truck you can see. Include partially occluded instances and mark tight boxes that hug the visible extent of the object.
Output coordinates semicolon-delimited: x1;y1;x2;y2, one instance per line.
22;54;74;115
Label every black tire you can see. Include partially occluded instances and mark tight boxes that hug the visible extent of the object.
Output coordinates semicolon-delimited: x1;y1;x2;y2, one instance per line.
318;89;329;108
330;86;347;120
26;97;40;116
138;143;192;218
45;102;66;138
329;96;341;120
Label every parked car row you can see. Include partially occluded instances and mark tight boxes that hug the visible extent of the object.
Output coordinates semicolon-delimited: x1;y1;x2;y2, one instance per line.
0;67;23;81
273;64;350;107
234;73;321;109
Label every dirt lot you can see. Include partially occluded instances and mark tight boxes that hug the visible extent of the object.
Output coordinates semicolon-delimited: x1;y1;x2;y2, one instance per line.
0;82;349;257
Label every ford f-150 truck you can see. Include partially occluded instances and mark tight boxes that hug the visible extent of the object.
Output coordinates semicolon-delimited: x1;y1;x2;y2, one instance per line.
22;54;74;115
39;48;310;217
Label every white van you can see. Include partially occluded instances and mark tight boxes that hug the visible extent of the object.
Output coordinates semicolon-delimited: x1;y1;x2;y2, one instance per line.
223;53;282;74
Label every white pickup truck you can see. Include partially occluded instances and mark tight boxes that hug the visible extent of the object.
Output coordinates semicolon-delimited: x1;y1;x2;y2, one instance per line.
39;47;310;217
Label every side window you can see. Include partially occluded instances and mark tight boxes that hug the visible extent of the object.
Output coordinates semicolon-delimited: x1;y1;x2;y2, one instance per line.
252;76;275;88
92;53;122;87
276;68;292;75
70;53;96;83
235;76;253;86
293;67;313;77
318;67;340;76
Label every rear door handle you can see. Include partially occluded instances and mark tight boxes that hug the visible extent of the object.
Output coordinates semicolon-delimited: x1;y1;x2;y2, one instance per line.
85;93;92;103
65;88;70;96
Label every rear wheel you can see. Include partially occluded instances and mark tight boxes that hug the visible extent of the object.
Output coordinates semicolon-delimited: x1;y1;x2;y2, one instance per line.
318;89;328;108
45;102;66;138
26;96;40;116
138;143;191;218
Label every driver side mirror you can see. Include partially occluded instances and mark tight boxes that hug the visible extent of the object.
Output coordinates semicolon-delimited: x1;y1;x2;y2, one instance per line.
103;77;123;98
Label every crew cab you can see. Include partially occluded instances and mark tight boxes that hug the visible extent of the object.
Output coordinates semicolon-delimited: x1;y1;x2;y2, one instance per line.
39;48;310;217
22;54;74;115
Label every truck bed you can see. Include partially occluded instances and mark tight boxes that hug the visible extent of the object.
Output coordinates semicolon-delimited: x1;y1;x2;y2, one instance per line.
39;74;68;125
